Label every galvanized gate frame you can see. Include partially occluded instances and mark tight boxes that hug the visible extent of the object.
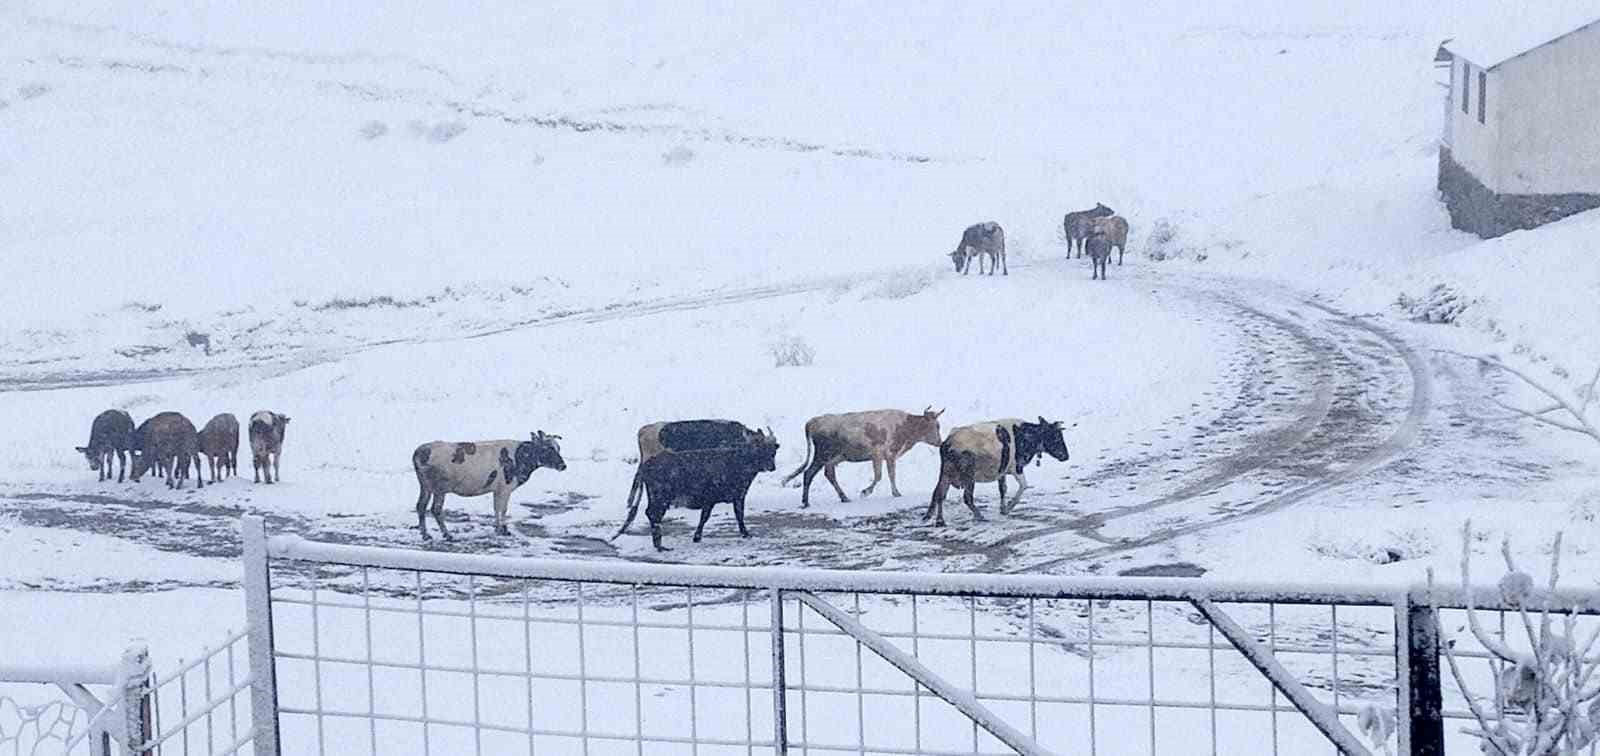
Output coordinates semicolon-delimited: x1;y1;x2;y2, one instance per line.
241;517;1588;755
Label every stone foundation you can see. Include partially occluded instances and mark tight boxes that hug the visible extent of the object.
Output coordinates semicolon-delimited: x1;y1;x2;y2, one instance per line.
1438;147;1600;238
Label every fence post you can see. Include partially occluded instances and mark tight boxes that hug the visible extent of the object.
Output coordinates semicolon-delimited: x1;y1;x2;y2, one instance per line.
242;516;283;755
119;642;151;756
770;588;787;754
1397;594;1444;755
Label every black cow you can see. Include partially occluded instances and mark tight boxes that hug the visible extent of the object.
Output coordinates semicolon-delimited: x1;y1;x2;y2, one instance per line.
76;409;135;482
1086;232;1113;280
627;419;768;512
1064;203;1115;258
612;433;779;550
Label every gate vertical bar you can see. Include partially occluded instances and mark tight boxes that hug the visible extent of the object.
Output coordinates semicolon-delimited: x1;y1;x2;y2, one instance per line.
770;589;788;755
1398;595;1444;756
242;516;283;756
119;643;151;756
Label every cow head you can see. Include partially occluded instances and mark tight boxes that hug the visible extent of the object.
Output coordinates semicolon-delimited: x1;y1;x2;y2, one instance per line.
1094;203;1114;217
75;446;102;470
129;451;153;481
1015;417;1070;469
949;246;968;273
749;428;780;472
521;430;567;473
907;407;945;447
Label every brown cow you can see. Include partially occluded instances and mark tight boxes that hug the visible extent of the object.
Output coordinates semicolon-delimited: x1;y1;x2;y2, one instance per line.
924;417;1069;525
198;413;240;482
249;411;290;484
129;412;204;490
1063;203;1115;258
1090;215;1130;265
780;407;944;507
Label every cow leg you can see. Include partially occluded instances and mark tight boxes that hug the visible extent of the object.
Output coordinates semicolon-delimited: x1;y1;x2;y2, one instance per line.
924;479;949;526
800;457;827;508
253;454;261;483
1011;471;1030;509
493;490;511;536
116;450;126;483
415;484;433;541
861;457;883;497
1118;246;1124;266
273;449;282;483
823;463;850;503
886;455;903;497
962;481;986;522
1001;249;1008;276
431;493;452;541
998;474;1007;507
692;505;715;543
733;497;751;538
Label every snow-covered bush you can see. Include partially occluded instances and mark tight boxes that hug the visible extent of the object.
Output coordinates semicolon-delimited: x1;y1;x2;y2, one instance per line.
1396;284;1474;324
1143;218;1208;262
769;336;815;367
868;269;935;300
1307;525;1434;564
1431;521;1600;755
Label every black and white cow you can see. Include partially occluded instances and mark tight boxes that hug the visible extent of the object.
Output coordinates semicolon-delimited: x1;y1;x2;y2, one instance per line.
924;417;1070;525
411;431;567;540
949;222;1007;276
612;432;779;550
76;409;135;482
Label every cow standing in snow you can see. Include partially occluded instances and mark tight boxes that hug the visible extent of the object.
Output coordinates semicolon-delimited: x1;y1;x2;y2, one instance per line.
249;411;289;484
129;412;204;490
1064;203;1115;258
925;417;1070;525
412;431;567;540
949;222;1007;275
76;409;135;482
780;407;944;506
198;413;239;482
1086;231;1113;280
1091;215;1130;266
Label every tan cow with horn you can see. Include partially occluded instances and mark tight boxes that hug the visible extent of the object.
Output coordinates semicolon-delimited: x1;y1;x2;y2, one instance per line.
781;407;944;507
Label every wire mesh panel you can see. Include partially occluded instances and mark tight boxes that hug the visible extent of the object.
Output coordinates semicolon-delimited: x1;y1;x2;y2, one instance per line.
265;565;782;755
137;629;256;756
778;592;1399;755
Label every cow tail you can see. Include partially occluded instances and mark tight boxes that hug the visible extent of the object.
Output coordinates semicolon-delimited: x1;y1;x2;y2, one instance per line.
995;427;1013;478
781;426;814;487
614;468;644;540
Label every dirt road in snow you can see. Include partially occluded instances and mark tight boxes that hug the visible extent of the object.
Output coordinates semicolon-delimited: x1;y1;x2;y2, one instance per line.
5;261;1525;596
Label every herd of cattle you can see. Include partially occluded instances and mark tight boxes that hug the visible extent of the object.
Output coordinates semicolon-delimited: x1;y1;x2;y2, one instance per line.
952;202;1130;281
71;208;1118;548
75;409;1069;551
76;408;289;488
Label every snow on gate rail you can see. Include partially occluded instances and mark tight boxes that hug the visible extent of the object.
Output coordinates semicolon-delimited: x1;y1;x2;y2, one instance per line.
241;517;1600;755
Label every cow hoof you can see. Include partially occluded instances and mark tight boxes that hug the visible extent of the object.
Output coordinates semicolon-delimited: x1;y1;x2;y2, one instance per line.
741;532;751;539
800;502;810;509
692;536;703;543
420;532;432;542
839;496;851;503
891;491;903;498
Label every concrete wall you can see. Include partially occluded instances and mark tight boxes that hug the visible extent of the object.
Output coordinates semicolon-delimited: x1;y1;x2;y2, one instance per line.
1438;146;1600;238
1495;23;1600;194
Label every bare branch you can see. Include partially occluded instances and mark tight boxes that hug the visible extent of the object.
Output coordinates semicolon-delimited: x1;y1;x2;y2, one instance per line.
1492;398;1594;435
1431;567;1513;756
1437;350;1600;444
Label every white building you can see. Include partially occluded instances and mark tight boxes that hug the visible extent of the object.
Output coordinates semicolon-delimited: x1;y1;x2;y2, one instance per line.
1438;8;1600;237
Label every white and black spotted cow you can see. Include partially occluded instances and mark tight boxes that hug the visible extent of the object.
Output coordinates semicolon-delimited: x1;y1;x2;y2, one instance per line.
411;431;567;540
924;417;1070;525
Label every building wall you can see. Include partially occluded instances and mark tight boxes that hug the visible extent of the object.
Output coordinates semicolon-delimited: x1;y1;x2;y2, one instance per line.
1443;56;1502;189
1495;23;1600;194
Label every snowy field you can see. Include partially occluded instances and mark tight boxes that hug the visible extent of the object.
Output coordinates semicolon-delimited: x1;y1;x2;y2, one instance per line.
4;0;1600;752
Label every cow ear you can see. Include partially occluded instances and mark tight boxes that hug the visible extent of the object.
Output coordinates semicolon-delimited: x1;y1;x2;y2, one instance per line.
936;408;945;418
1037;415;1048;426
74;446;88;453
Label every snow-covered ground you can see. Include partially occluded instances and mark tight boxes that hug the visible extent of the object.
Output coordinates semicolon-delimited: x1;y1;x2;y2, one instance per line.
4;0;1600;752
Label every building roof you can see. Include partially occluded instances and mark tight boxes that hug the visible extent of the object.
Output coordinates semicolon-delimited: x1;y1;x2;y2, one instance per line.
1443;3;1600;69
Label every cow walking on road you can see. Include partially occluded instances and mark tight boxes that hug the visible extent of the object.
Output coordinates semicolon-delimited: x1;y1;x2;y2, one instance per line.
412;431;567;540
780;407;943;506
925;417;1070;525
613;431;779;550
